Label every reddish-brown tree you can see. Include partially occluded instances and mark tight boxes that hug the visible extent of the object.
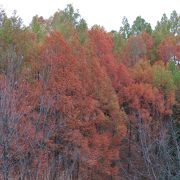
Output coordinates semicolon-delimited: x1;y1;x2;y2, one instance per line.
157;36;176;64
124;35;147;66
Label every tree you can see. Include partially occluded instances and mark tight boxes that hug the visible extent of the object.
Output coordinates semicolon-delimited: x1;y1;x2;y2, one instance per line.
170;10;180;35
76;18;88;44
175;40;180;63
63;4;80;27
0;45;31;180
120;16;131;39
88;27;117;81
0;6;179;180
111;31;126;63
30;15;48;42
117;61;176;179
140;31;153;58
51;4;83;41
124;35;147;66
131;16;152;35
153;13;171;48
37;31;126;179
157;36;175;64
0;10;22;46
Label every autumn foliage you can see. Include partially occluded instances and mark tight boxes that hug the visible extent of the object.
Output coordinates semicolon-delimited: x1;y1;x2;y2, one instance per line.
0;6;179;180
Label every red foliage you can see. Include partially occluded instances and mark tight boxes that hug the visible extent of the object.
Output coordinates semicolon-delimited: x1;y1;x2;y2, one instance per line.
34;31;125;178
140;32;153;52
157;36;175;63
88;27;117;81
0;13;177;179
124;35;147;66
175;42;180;60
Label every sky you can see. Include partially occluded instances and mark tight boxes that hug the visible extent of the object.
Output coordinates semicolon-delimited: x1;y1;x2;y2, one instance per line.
0;0;180;31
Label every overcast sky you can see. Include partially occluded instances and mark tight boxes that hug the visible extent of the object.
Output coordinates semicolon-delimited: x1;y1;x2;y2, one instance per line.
0;0;180;31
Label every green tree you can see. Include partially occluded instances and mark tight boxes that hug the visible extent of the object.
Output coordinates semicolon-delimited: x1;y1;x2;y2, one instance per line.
154;13;171;42
0;10;22;45
63;4;80;27
30;15;45;42
168;61;180;89
76;18;88;44
152;63;175;95
51;4;82;40
170;10;180;35
131;16;152;35
111;30;125;61
119;16;131;39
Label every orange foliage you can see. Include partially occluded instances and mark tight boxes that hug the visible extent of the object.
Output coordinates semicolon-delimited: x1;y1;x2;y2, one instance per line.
157;36;175;63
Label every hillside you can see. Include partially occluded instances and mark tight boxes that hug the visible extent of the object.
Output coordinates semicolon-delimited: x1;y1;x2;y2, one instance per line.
0;5;179;180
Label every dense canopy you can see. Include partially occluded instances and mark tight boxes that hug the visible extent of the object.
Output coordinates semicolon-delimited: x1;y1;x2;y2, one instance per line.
0;5;179;180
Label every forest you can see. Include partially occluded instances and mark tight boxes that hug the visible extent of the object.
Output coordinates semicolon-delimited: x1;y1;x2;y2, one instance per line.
0;4;180;180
